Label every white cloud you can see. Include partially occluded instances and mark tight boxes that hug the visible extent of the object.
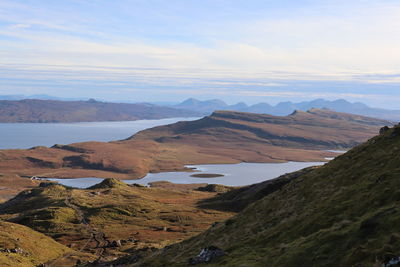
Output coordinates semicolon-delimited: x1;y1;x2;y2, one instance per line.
1;1;399;74
9;23;31;29
1;0;400;108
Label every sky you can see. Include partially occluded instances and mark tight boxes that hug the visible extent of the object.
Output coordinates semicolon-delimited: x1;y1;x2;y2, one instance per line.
1;0;400;107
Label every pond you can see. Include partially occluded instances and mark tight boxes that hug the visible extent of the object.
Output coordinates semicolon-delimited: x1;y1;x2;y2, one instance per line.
41;161;326;188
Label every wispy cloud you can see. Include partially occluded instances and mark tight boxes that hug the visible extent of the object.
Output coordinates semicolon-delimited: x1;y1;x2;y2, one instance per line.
9;23;30;29
1;1;400;107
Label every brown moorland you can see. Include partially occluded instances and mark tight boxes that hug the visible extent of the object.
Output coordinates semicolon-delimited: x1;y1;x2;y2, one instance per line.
0;174;39;203
0;109;390;184
0;179;234;264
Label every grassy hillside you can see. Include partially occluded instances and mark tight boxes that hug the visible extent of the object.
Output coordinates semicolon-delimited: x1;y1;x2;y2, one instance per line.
0;220;92;266
0;99;199;123
0;179;233;263
134;124;400;266
0;109;388;181
197;166;318;212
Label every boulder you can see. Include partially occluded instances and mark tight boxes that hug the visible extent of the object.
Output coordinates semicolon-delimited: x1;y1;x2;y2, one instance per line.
188;246;225;265
110;240;122;247
39;182;55;188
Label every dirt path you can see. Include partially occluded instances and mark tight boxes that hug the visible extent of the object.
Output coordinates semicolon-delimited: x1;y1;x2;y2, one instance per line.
45;190;109;266
65;192;110;256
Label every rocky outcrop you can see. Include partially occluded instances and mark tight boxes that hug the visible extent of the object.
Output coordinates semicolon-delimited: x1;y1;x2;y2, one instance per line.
188;246;225;265
197;184;233;193
380;126;390;134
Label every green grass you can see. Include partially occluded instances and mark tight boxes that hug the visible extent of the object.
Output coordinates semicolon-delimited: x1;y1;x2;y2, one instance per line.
0;220;92;267
136;125;400;266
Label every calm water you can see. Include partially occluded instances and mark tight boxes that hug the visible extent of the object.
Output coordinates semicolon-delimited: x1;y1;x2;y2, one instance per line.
42;161;325;188
326;150;347;153
0;117;199;149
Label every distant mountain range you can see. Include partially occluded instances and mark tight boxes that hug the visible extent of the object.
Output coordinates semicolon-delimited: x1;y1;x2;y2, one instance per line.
2;94;399;122
0;94;83;101
0;99;200;123
175;98;400;121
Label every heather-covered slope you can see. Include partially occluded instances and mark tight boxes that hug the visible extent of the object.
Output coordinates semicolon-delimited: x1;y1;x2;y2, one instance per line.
0;99;199;123
135;125;400;266
0;109;389;180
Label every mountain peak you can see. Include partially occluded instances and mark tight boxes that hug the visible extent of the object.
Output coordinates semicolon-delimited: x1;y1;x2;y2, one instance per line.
180;98;201;105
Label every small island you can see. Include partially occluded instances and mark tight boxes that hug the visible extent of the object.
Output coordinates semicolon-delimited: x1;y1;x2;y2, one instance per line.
190;173;225;178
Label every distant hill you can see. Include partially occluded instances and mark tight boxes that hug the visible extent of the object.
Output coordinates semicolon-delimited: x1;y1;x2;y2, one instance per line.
175;98;400;121
175;98;229;113
0;94;83;101
0;109;390;180
135;120;400;267
0;99;200;122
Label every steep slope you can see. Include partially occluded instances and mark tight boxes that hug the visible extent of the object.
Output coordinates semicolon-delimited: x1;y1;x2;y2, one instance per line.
0;99;200;123
135;124;400;266
0;220;92;266
197;166;318;212
0;109;389;180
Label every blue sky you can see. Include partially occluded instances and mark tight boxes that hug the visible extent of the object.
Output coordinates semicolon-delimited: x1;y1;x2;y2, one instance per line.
1;0;400;107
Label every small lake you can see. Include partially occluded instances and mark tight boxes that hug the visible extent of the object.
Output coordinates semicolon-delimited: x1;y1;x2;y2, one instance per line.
42;161;326;188
0;117;199;149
